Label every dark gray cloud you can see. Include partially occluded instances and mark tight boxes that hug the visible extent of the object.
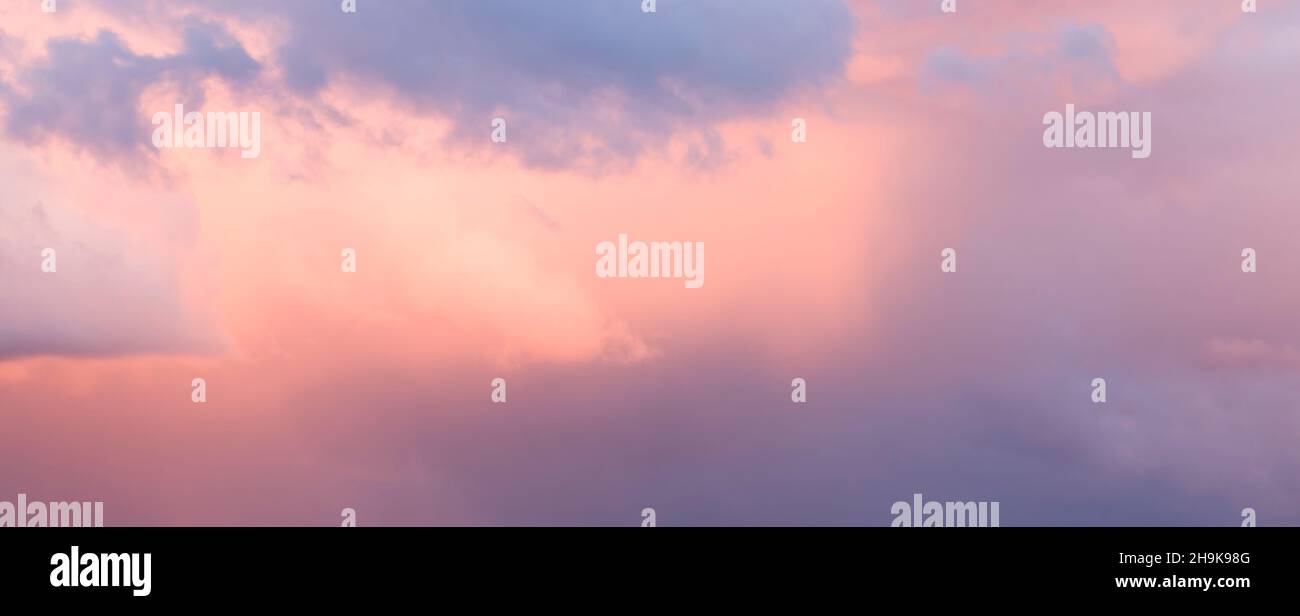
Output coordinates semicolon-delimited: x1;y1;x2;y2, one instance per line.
0;20;259;162
1058;23;1115;61
923;21;1119;93
924;46;982;85
1;1;850;170
191;0;854;170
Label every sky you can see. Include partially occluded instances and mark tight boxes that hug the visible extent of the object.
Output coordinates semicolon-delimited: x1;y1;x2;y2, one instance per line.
0;0;1297;526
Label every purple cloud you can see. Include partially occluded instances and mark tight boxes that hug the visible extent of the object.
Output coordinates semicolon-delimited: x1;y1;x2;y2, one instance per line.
1;21;259;163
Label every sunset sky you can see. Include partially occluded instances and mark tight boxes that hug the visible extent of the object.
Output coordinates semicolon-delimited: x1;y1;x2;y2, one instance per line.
1;0;1298;525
